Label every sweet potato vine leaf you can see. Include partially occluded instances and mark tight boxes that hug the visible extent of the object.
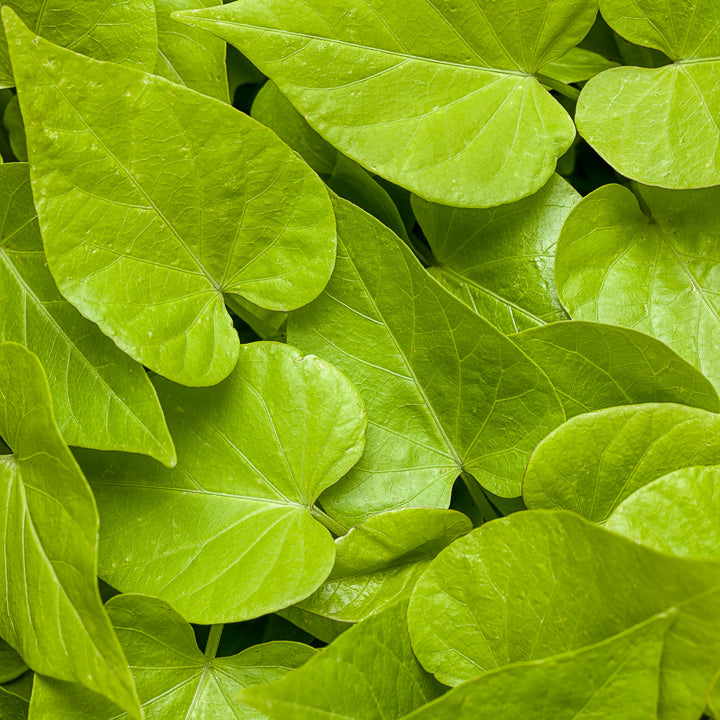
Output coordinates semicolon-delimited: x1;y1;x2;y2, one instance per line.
289;195;566;523
30;593;317;719
555;183;720;391
174;0;599;207
0;163;175;465
79;342;366;624
5;9;336;386
0;0;157;87
0;343;140;718
408;510;720;720
577;0;720;187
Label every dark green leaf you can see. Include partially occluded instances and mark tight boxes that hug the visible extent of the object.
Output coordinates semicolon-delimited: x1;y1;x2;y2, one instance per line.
0;639;26;683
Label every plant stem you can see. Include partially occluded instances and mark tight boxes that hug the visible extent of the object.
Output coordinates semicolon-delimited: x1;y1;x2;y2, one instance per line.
536;74;580;101
311;505;349;536
204;624;223;659
461;472;500;523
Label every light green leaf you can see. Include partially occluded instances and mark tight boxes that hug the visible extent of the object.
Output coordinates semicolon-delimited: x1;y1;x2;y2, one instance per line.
2;95;25;161
0;673;32;720
289;196;565;524
155;0;229;101
408;510;720;719
512;321;720;416
607;466;720;559
541;46;618;84
174;0;598;208
30;594;317;719
0;343;139;717
0;163;175;464
252;81;408;241
0;638;26;683
555;183;720;391
404;614;670;720
576;0;720;187
0;0;157;86
277;607;351;644
296;508;471;622
240;601;441;720
413;175;578;333
81;341;366;623
523;403;720;522
5;9;336;386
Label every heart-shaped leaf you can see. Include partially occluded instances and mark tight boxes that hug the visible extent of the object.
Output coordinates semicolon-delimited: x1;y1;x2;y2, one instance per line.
174;0;599;207
5;9;336;386
408;510;720;719
289;196;565;523
0;343;139;717
577;0;720;187
296;508;471;622
522;403;720;521
80;341;366;623
555;183;720;390
0;163;175;464
30;594;317;719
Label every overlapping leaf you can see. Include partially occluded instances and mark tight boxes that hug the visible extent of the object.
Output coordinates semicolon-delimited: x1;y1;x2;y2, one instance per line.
0;163;175;464
0;638;26;683
296;508;471;622
0;343;139;717
413;175;578;333
290;195;566;523
30;594;317;719
0;0;157;86
80;342;366;623
555;183;720;390
577;0;720;187
523;403;720;521
175;0;599;207
6;10;336;386
408;510;720;719
0;673;32;720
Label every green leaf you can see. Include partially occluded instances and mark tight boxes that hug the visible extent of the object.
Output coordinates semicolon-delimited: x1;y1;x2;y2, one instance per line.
5;9;336;386
404;614;671;720
30;594;317;719
576;0;720;187
155;0;229;101
0;673;32;720
80;341;366;623
523;403;720;522
606;466;720;559
174;0;598;208
289;196;565;524
408;510;720;719
240;601;442;720
511;321;720;416
0;343;139;718
2;95;25;161
541;46;619;84
252;81;409;241
0;638;26;683
277;607;351;644
0;163;175;465
296;508;472;622
0;0;157;86
555;183;720;391
413;175;578;333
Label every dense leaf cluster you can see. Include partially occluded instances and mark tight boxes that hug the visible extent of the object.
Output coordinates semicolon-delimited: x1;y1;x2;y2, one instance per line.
1;0;719;718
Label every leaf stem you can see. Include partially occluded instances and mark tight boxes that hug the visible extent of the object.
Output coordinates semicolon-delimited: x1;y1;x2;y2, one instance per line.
536;74;580;101
460;472;501;523
311;505;349;536
204;624;223;659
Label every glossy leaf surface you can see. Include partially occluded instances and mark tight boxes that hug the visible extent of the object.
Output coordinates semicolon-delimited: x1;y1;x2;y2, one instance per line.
0;343;139;717
414;175;577;333
240;601;441;720
523;403;720;521
30;594;317;719
555;183;720;390
408;510;720;719
290;196;565;523
6;11;336;386
174;0;599;207
577;0;720;187
82;342;366;623
0;163;175;464
607;466;720;559
405;615;670;720
296;508;471;622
